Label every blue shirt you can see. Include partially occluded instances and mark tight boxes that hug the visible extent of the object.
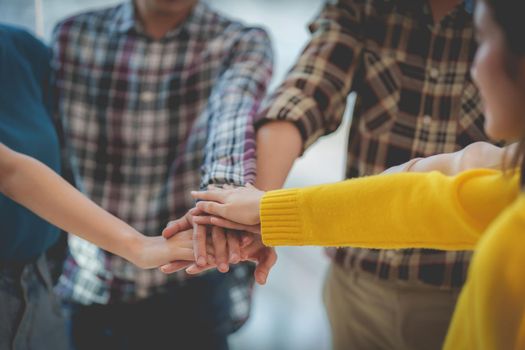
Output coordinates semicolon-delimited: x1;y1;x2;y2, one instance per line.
0;24;61;262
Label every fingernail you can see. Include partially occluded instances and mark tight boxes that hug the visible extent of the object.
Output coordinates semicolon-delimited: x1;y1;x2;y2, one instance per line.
197;257;206;266
219;263;229;272
230;254;239;264
256;272;267;284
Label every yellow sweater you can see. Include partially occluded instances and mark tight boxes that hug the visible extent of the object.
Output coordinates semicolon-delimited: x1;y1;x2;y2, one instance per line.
260;169;525;350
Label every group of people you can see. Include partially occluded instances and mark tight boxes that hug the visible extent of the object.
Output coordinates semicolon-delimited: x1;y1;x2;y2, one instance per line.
1;0;524;349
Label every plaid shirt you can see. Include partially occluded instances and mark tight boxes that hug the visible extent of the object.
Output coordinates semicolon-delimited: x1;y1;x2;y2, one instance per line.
52;0;273;325
258;0;485;289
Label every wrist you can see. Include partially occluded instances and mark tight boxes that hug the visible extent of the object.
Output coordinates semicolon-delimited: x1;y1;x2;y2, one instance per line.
126;231;148;267
254;193;264;225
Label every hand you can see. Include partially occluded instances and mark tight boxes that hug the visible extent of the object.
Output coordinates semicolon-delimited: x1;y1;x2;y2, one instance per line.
161;208;242;271
191;184;264;226
209;225;242;273
162;208;211;268
170;233;277;285
132;229;195;270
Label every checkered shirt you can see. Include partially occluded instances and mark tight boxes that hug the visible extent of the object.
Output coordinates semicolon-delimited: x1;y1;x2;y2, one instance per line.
258;0;486;289
52;1;273;327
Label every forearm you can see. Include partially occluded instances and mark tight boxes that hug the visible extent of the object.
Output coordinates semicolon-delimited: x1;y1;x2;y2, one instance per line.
260;169;519;249
254;121;303;191
0;146;142;263
255;1;362;150
200;28;273;188
386;142;511;176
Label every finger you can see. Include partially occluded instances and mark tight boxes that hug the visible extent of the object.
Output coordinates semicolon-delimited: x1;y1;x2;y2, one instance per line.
188;207;203;216
192;216;215;225
254;248;277;285
169;247;195;261
210;217;260;234
241;238;265;260
159;260;193;274
240;234;256;248
223;184;234;189
191;190;226;203
226;230;240;264
162;214;191;238
192;216;261;234
195;201;228;217
205;237;216;266
185;263;217;275
193;223;208;267
212;226;229;273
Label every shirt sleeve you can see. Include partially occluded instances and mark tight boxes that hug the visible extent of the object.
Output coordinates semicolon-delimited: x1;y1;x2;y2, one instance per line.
200;27;273;188
260;169;520;249
256;0;365;150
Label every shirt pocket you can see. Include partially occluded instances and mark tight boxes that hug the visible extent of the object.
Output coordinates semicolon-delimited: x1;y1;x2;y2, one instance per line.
357;48;401;136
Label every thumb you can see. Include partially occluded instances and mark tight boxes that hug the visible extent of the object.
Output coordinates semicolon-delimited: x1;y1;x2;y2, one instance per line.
162;219;187;238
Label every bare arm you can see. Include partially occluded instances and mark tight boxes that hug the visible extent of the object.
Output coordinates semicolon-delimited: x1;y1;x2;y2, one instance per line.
255;1;364;190
255;121;303;190
0;143;194;270
384;142;515;176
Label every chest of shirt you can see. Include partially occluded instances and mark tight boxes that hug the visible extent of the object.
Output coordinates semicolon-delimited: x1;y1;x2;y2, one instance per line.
356;5;476;98
55;33;234;147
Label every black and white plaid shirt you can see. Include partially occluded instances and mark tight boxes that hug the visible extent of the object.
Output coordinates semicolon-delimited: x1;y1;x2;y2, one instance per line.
52;1;273;326
259;0;485;289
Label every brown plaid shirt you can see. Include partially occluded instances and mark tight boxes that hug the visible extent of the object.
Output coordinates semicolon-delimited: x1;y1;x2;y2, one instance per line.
258;0;485;289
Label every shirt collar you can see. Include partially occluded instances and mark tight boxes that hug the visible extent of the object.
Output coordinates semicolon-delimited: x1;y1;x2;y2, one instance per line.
114;1;135;34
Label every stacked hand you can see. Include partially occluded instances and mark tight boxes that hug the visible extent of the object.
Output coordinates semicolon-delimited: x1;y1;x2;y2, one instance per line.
160;184;276;285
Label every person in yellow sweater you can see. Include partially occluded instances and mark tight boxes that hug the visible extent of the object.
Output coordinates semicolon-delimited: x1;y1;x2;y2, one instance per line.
162;0;525;348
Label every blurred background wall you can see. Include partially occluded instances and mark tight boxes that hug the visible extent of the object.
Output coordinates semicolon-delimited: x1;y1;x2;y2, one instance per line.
0;0;356;348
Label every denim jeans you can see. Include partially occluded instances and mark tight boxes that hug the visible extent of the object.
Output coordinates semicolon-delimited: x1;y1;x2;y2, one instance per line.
0;254;68;350
64;271;234;350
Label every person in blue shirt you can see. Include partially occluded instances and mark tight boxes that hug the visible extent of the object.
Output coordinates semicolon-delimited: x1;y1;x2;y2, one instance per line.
0;24;198;350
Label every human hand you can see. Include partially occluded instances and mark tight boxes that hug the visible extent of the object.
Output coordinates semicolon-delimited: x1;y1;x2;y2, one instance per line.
162;208;213;268
161;206;244;270
133;228;195;271
167;183;262;268
167;233;277;285
191;184;264;226
192;215;261;234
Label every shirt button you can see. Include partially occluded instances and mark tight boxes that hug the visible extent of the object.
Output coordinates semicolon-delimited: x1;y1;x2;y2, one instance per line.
423;115;432;125
138;142;150;155
141;91;155;103
429;67;440;79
